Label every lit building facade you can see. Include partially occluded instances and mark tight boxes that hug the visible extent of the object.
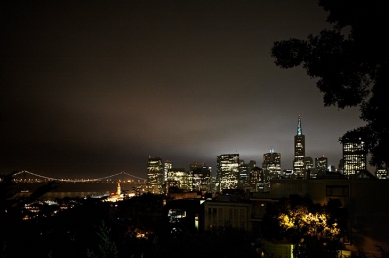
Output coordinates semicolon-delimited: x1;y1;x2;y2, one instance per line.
147;156;164;194
216;154;239;191
250;166;263;192
375;168;388;179
164;160;172;182
304;157;313;171
376;168;388;179
262;149;281;179
293;115;306;176
191;163;212;191
282;169;293;178
340;134;367;177
238;160;250;189
315;155;328;175
190;162;203;191
167;168;191;191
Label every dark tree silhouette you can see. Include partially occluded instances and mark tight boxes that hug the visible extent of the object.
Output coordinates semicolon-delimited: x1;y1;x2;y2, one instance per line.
0;171;59;258
0;171;58;221
87;221;118;258
0;171;17;220
271;0;389;169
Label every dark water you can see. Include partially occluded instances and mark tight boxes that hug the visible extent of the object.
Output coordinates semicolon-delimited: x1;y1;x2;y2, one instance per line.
12;182;140;200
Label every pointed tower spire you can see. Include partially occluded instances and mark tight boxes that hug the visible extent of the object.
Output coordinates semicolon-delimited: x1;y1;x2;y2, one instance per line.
297;115;302;136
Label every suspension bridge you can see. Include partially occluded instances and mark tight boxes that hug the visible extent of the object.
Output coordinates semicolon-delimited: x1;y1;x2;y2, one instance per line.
11;170;147;183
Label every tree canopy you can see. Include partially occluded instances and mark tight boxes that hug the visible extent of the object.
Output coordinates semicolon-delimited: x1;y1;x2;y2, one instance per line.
271;0;389;168
262;195;344;258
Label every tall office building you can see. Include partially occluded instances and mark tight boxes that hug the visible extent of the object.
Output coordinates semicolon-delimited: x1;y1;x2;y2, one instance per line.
238;160;250;188
262;149;281;179
189;162;202;191
340;134;367;177
216;154;239;191
147;156;164;194
293;115;306;176
167;167;191;191
315;155;328;175
250;166;262;192
190;162;212;191
304;157;314;171
164;160;172;182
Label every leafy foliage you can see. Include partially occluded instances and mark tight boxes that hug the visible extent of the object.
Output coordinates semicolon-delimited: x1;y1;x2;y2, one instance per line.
271;0;389;168
278;206;340;240
262;194;344;258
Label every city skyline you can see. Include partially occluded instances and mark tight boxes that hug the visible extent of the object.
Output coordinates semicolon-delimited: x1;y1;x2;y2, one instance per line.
5;124;361;181
1;1;367;179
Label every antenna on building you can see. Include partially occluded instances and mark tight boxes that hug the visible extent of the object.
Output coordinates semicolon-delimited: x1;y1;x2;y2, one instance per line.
297;115;302;136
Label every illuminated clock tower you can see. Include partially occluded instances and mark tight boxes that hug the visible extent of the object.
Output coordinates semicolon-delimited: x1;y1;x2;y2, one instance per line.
293;115;305;176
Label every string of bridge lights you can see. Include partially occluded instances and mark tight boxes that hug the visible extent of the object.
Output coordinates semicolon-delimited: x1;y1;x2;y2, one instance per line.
12;170;146;182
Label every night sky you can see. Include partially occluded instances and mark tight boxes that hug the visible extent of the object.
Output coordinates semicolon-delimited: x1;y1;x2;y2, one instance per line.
1;0;366;180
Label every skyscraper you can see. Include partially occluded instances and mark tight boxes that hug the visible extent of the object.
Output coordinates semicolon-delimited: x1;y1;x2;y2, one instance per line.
250;166;262;192
304;157;314;171
340;134;367;177
147;156;164;194
262;149;281;179
315;155;328;175
190;162;203;191
238;159;250;189
216;154;239;191
167;167;191;191
164;160;172;182
190;162;212;191
293;115;306;176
